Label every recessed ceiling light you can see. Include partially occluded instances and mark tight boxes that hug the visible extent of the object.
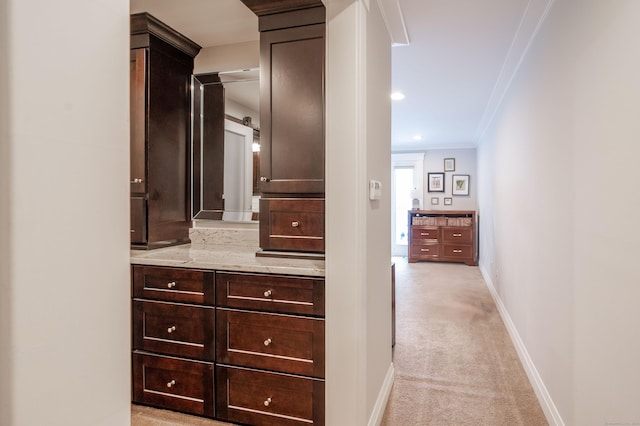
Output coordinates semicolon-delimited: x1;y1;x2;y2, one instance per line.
390;92;405;101
413;135;423;141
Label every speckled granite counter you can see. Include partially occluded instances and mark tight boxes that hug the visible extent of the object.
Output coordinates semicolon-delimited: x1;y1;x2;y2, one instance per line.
130;244;325;277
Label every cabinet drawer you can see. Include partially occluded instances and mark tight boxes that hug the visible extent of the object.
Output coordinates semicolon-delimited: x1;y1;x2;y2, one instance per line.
132;265;214;305
132;352;214;418
410;244;440;260
441;227;473;244
410;227;439;241
133;300;214;360
216;365;324;426
216;309;325;378
442;244;473;260
260;198;324;252
216;272;325;316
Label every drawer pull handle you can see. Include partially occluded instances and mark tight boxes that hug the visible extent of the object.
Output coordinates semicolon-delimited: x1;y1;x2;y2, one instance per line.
131;178;143;184
420;233;429;236
453;233;462;237
421;248;430;252
264;397;272;407
291;221;300;228
167;326;176;333
167;380;176;388
167;281;176;289
264;289;272;297
453;249;463;253
264;338;272;346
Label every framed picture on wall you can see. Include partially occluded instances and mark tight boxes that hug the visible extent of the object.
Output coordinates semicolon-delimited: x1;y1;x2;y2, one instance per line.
431;197;439;205
444;197;453;206
428;173;445;192
452;174;470;196
444;158;455;172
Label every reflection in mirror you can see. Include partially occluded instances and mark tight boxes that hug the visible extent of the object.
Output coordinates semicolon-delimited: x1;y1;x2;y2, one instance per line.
192;69;260;221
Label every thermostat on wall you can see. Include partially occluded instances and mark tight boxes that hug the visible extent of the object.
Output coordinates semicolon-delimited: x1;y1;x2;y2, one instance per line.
369;180;382;200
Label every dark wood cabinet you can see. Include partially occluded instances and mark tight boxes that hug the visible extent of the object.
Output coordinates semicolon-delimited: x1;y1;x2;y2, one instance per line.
129;13;201;249
408;210;477;266
214;270;325;425
239;2;326;255
132;266;325;424
258;20;325;195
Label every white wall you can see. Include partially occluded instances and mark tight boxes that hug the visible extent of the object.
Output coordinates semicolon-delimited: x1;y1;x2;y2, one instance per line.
477;0;640;424
365;1;394;422
405;148;478;211
326;0;393;424
0;0;131;425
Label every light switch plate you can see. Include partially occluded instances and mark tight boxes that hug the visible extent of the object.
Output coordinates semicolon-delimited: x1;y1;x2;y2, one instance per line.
369;180;382;200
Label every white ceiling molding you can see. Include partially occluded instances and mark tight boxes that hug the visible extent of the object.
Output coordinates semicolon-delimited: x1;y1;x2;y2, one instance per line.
473;0;557;143
376;0;410;46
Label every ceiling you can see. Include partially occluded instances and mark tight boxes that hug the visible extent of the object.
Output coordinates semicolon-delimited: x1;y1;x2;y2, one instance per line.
130;0;550;151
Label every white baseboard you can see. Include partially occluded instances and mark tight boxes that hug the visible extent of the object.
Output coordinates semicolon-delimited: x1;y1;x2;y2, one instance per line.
368;362;395;426
479;265;565;426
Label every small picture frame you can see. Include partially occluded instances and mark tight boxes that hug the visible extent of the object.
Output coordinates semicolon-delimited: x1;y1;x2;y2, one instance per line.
452;174;470;196
430;197;439;205
444;158;455;172
444;197;453;206
427;172;445;192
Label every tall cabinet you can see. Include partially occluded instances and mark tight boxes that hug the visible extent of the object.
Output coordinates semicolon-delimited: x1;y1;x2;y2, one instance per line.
130;13;201;249
240;0;326;257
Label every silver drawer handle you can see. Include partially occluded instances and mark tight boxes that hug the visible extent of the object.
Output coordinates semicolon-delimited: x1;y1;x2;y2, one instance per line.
264;289;272;297
264;338;272;346
167;380;176;388
453;250;463;253
453;233;462;237
167;281;176;289
420;233;429;236
131;178;143;184
421;248;430;252
291;221;300;228
167;326;176;333
264;397;272;407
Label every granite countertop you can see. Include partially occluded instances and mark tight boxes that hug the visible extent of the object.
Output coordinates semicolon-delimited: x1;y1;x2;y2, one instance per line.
130;244;325;277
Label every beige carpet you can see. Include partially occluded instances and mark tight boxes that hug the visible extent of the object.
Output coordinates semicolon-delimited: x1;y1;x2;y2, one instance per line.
381;258;548;426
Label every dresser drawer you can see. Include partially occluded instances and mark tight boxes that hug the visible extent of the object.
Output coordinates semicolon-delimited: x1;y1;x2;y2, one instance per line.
133;300;214;360
410;244;440;260
216;309;325;378
216;272;325;316
260;198;324;252
410;226;439;241
132;265;214;305
442;244;473;260
441;227;473;244
132;352;214;418
216;365;324;426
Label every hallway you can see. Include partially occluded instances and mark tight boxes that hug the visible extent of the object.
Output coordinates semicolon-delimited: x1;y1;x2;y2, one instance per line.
381;258;547;425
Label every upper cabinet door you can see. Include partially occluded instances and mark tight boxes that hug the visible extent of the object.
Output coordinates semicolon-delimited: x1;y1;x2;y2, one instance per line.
259;23;325;195
130;48;147;195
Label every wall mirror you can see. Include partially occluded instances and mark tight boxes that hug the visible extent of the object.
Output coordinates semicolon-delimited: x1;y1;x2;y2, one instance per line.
192;68;260;221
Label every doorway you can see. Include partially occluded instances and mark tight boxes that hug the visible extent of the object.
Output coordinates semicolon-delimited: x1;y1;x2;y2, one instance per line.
391;153;424;256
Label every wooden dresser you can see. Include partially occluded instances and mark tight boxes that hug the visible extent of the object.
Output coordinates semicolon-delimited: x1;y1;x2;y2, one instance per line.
408;210;477;266
131;265;325;425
